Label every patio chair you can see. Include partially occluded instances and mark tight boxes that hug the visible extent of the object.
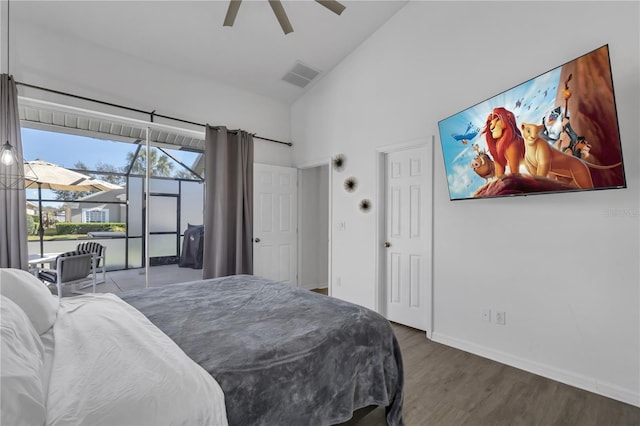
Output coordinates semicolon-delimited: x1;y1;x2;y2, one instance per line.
76;242;106;284
38;251;96;299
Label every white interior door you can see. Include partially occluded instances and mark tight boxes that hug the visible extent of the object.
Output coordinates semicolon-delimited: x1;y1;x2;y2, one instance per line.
253;163;298;284
383;145;432;331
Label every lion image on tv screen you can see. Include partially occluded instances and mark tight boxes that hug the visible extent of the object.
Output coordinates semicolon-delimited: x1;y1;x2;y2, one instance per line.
521;122;622;189
482;107;524;177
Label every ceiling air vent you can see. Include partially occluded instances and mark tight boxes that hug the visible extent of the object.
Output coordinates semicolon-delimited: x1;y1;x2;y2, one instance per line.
282;62;320;88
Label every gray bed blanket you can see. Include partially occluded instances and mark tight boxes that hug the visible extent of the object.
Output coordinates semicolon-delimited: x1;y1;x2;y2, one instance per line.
119;274;404;426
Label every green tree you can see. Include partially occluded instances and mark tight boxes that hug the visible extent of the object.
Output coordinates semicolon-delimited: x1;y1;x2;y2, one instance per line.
53;149;176;202
126;148;174;177
93;161;126;186
175;168;201;180
26;214;35;235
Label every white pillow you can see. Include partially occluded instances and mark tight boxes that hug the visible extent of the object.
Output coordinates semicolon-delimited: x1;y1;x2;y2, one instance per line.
0;268;59;335
0;295;47;426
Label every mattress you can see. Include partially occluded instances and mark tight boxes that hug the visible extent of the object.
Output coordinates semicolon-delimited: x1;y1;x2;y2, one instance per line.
120;274;404;426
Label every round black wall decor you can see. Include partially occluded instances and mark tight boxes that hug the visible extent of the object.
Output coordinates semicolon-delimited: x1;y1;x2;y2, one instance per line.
344;177;357;192
332;154;346;171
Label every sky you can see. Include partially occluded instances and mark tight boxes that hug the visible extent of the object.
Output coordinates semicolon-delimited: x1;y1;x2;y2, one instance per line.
21;127;201;205
21;128;199;170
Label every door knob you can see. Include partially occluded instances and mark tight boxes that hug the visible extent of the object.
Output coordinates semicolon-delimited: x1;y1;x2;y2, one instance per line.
254;237;261;243
384;241;391;248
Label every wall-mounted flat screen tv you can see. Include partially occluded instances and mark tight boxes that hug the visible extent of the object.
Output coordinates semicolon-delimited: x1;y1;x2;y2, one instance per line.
437;44;626;201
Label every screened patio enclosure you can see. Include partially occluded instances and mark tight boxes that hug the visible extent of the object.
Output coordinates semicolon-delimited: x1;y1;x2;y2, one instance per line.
20;96;206;275
25;176;204;270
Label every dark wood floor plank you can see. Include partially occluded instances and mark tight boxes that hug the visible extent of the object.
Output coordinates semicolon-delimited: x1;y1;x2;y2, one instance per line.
348;323;640;426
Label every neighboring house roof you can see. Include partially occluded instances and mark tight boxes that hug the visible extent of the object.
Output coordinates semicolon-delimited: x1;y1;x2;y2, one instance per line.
75;187;126;203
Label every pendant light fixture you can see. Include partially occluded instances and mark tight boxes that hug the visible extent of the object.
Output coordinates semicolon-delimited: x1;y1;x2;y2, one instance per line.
1;141;19;166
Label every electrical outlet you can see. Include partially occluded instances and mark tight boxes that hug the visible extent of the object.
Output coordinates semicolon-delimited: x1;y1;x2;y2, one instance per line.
496;311;506;325
336;276;342;287
481;309;491;322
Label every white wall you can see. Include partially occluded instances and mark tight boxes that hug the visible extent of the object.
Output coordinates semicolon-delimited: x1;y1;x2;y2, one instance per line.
292;1;639;406
9;17;293;167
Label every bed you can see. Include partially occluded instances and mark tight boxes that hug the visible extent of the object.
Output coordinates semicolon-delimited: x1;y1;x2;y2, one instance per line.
0;269;404;426
119;274;405;426
0;268;228;426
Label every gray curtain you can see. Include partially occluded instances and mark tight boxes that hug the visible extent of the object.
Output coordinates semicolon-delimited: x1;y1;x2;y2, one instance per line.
0;74;28;270
203;125;254;279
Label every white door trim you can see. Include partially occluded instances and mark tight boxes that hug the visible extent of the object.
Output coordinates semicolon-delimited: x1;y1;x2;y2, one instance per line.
375;137;435;339
297;158;333;296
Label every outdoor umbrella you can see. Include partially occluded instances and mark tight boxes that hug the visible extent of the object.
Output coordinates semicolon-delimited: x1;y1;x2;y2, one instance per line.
24;160;121;256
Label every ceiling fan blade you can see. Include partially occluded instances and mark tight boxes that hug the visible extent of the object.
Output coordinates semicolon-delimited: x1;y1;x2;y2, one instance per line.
223;0;242;27
268;0;293;34
315;0;346;16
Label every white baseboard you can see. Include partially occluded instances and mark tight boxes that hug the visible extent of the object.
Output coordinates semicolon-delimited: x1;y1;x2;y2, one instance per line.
431;332;640;408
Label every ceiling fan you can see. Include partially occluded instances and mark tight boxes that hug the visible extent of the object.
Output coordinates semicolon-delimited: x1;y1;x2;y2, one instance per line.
223;0;346;35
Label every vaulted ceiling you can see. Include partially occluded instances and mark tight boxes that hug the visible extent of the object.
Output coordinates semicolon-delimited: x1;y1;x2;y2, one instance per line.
11;0;408;105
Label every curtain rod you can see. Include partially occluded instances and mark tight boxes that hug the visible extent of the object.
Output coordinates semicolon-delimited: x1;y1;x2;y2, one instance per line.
15;81;293;147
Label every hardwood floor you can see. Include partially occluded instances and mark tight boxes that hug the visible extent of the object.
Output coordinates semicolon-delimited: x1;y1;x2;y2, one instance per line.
348;323;640;426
